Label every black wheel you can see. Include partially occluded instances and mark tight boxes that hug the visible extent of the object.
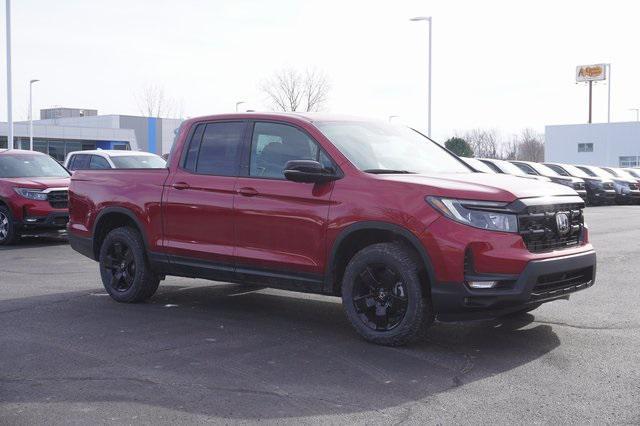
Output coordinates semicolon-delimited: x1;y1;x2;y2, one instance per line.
0;206;19;246
99;227;160;303
341;242;433;346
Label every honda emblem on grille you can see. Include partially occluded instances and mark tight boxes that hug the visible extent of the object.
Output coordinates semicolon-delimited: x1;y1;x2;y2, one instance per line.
555;212;570;235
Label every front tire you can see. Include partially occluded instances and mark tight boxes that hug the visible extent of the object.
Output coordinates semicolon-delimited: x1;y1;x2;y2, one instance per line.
0;206;19;246
99;227;160;303
341;242;433;346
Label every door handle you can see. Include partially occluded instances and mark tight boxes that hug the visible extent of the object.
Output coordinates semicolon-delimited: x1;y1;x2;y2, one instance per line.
238;187;259;197
172;182;190;190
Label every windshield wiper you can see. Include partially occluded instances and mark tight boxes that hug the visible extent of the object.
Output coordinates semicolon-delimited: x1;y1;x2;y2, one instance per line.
364;169;416;174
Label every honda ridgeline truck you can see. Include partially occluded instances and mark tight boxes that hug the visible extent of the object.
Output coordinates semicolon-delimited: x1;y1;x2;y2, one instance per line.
68;113;596;346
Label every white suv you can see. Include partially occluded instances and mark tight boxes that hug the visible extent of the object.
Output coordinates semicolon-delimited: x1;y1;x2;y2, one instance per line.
64;150;166;171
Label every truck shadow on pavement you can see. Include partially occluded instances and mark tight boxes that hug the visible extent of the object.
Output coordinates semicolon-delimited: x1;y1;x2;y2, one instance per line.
0;283;560;420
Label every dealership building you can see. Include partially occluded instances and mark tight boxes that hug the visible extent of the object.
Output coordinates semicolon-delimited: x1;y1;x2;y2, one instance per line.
545;121;640;168
0;107;182;162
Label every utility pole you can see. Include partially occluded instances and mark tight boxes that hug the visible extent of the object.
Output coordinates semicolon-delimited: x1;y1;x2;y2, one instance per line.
6;0;13;149
410;16;432;137
589;80;593;124
29;79;40;150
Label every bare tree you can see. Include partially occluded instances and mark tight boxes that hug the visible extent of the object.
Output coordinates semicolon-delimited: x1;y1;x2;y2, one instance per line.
136;85;176;118
463;128;499;158
261;67;330;112
500;138;520;160
515;128;544;162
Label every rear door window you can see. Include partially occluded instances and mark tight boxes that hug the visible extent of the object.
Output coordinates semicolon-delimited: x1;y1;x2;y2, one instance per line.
69;154;91;170
89;155;111;170
195;122;245;176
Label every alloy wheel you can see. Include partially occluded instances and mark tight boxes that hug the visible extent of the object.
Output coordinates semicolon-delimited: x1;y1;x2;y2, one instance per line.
103;240;136;292
352;264;409;331
0;212;9;241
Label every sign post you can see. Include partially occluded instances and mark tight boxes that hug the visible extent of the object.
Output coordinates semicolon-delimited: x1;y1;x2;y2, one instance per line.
576;64;607;124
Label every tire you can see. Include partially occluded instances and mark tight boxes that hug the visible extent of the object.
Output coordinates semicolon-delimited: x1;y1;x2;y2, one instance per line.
99;226;160;303
0;206;19;246
341;242;433;346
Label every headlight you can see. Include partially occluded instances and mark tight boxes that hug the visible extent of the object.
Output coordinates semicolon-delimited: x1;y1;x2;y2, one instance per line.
427;197;518;233
14;188;48;201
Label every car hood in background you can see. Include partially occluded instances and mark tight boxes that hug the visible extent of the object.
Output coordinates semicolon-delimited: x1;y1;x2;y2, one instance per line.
1;176;70;189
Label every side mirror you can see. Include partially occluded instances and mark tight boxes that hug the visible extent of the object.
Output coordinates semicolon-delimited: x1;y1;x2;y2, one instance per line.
284;160;340;184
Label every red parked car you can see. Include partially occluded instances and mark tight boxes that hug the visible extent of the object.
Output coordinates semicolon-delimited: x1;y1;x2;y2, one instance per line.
68;113;596;346
0;149;70;245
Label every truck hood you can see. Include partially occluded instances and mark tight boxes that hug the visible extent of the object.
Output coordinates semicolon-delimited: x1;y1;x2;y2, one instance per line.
2;176;70;189
378;172;579;202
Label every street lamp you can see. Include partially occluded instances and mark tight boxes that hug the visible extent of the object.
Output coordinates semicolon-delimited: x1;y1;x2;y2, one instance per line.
410;16;432;138
5;0;13;149
29;79;40;150
235;101;247;112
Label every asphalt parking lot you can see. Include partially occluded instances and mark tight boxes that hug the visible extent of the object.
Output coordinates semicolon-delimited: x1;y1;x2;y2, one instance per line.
1;206;639;424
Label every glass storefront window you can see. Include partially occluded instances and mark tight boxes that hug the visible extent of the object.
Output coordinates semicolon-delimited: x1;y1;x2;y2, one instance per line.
48;141;66;162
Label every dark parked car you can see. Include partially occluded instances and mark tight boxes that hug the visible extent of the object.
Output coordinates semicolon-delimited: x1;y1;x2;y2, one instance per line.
68;113;596;346
544;162;616;205
576;165;640;205
511;161;587;201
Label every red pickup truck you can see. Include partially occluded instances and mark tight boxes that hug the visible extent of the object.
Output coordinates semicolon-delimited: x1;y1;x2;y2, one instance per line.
0;149;70;245
68;113;596;346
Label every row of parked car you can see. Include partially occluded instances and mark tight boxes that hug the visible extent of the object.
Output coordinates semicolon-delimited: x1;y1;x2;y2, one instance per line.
461;157;640;206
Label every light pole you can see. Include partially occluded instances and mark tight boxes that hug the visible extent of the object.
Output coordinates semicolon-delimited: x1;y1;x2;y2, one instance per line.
6;0;13;149
235;101;246;112
29;79;40;150
410;16;432;137
629;108;639;122
606;63;612;123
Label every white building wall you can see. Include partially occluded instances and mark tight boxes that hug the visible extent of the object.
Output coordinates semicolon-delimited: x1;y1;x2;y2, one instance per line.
545;122;640;167
161;118;182;154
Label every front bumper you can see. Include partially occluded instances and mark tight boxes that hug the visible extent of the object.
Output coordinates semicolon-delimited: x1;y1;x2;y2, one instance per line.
431;250;596;321
591;189;616;203
16;212;69;236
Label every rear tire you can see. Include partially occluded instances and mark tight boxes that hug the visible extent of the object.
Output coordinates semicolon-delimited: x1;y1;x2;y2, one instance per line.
99;227;160;303
0;206;19;246
341;242;433;346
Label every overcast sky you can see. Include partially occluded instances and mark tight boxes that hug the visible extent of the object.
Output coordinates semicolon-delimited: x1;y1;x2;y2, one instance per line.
1;0;639;142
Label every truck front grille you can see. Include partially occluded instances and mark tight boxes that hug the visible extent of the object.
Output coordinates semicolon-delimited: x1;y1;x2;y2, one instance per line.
518;203;584;253
531;266;594;300
47;190;69;209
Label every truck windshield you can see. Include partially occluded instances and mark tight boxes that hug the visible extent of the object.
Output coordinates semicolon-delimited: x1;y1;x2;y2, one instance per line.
315;121;470;174
110;156;167;169
0;154;70;178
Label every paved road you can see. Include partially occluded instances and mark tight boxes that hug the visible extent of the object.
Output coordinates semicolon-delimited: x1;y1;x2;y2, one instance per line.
1;206;639;424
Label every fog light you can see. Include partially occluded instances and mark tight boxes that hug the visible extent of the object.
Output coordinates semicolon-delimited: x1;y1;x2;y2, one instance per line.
467;280;499;289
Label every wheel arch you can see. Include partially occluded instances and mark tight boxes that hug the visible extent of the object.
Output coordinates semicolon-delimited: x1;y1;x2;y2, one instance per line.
92;207;150;259
324;221;436;297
